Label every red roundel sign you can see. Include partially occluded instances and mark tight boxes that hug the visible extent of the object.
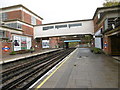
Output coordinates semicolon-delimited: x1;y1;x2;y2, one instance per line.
2;46;10;52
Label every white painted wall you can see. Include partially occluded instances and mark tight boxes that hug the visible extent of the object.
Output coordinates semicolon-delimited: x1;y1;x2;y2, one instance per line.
0;27;23;34
4;21;33;28
34;20;94;38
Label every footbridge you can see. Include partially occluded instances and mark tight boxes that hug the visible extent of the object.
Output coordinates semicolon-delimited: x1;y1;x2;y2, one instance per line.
34;19;94;38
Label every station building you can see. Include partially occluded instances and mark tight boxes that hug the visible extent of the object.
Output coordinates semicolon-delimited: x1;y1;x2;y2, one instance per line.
35;5;120;55
0;4;120;57
93;5;120;55
0;5;43;57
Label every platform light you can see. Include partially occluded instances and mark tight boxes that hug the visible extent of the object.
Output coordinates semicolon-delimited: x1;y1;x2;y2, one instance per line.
73;36;77;37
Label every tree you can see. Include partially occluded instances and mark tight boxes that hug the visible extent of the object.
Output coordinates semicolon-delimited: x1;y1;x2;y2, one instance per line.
103;0;120;7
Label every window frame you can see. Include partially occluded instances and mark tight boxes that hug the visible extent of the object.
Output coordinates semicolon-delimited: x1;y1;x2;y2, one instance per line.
55;24;67;29
2;13;7;21
68;23;82;28
31;16;36;25
0;30;6;38
43;26;54;30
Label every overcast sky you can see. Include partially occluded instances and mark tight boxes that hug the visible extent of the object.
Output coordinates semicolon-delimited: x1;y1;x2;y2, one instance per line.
0;0;105;24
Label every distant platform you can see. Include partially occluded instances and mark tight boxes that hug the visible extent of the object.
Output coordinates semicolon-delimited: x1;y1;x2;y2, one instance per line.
0;48;62;64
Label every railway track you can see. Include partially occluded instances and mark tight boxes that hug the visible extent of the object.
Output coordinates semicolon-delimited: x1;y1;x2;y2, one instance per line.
0;48;75;90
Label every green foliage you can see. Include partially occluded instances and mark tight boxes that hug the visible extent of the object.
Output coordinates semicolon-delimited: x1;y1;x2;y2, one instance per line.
9;51;17;55
69;42;78;47
17;50;30;54
91;47;102;54
103;0;120;7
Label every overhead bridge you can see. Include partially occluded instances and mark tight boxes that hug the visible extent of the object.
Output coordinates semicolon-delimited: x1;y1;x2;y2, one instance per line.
34;19;94;38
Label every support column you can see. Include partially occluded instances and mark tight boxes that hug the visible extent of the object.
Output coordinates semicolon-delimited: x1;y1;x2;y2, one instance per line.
65;42;69;49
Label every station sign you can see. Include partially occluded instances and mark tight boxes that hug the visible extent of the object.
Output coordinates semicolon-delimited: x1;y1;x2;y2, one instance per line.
104;42;107;49
2;46;10;52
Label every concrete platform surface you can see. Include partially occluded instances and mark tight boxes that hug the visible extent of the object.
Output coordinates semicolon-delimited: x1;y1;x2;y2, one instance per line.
0;48;62;64
34;48;119;88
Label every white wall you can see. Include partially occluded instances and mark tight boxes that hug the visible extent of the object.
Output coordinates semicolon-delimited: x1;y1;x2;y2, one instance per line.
12;35;32;51
0;27;23;34
34;20;94;38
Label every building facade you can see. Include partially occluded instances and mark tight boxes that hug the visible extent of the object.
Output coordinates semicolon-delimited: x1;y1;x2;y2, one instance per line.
0;4;120;57
93;5;120;55
0;5;43;57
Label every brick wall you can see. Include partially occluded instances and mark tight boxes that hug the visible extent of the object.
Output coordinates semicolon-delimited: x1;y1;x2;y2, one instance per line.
7;10;22;20
6;31;11;39
0;42;2;60
6;10;42;26
103;36;111;55
32;38;42;51
49;37;60;48
22;25;33;36
23;11;31;24
93;16;104;33
36;19;42;25
1;42;12;57
93;16;99;33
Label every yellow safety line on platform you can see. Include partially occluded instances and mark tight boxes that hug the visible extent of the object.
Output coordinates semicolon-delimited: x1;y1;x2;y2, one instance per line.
36;57;68;89
35;48;77;89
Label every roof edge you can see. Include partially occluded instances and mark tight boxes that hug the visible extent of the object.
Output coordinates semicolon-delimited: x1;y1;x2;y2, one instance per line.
1;4;43;20
34;19;93;26
93;5;120;19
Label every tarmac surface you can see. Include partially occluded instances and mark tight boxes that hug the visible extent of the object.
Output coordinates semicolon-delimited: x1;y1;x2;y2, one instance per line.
34;48;119;88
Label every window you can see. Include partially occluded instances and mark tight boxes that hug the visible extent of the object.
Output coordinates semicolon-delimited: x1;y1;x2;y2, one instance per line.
108;18;116;29
43;26;54;30
98;13;100;19
31;16;36;25
0;30;6;38
2;13;7;21
55;24;67;29
17;23;22;29
98;12;104;19
104;19;108;30
68;23;82;28
5;23;22;29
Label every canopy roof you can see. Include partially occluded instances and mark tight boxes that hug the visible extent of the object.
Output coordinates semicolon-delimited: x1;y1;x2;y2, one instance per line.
64;40;81;42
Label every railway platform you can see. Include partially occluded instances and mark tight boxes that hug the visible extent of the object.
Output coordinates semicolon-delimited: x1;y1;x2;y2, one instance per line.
32;48;119;88
0;48;62;64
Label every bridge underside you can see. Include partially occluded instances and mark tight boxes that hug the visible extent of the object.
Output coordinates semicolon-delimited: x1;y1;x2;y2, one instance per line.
35;34;93;49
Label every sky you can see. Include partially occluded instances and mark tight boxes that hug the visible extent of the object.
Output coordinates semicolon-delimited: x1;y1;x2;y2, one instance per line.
0;0;105;24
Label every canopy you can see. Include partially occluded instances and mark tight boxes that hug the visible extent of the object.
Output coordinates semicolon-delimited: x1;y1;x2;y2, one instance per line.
64;40;81;42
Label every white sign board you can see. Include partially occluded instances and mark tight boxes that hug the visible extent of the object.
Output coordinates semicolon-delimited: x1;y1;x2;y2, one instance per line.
42;40;49;48
95;38;102;49
13;35;21;51
13;35;31;51
27;37;32;49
